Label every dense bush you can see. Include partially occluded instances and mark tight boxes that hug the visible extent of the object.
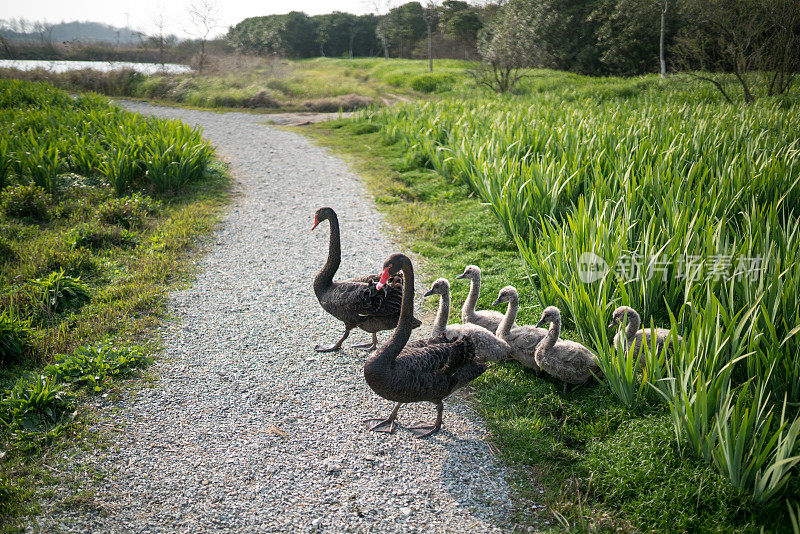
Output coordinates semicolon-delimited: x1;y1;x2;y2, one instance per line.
409;72;457;93
0;184;51;221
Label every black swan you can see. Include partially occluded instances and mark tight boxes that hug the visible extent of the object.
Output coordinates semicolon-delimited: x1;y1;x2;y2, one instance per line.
364;253;487;438
312;207;420;352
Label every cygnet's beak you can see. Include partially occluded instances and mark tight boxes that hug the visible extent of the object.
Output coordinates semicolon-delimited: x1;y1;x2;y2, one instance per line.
491;298;501;306
423;288;435;298
607;322;615;328
535;319;546;328
455;273;467;280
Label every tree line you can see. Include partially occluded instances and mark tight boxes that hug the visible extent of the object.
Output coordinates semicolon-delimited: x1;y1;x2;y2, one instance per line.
227;0;799;85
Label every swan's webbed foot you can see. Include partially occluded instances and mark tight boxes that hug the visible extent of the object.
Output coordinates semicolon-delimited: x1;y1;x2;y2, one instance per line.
314;327;350;353
408;402;443;439
408;423;441;438
365;402;402;433
351;333;379;351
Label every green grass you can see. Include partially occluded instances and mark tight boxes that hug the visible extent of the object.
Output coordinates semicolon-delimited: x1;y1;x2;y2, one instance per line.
302;78;799;530
0;79;228;527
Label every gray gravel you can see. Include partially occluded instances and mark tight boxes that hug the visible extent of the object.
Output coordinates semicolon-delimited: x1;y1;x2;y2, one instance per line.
31;102;523;533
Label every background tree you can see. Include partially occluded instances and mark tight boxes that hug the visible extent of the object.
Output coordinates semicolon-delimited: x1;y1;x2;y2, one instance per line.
423;1;440;71
474;0;537;92
384;2;426;58
187;0;218;72
440;0;482;59
590;0;682;76
674;0;800;103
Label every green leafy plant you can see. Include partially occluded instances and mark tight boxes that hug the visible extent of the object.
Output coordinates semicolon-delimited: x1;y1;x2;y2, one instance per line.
29;270;92;315
45;345;152;392
96;193;160;229
70;223;135;250
0;373;75;448
0;183;51;221
0;310;32;364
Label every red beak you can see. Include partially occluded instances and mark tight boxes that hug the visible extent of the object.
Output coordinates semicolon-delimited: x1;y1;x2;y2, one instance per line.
375;266;391;290
311;214;319;230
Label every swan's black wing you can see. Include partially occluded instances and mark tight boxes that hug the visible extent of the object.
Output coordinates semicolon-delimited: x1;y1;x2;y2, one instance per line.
388;336;484;401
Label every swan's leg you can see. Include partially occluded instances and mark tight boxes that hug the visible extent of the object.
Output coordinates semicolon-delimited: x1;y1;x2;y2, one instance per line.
409;402;443;438
314;326;351;352
562;382;569;395
351;332;378;351
365;402;402;433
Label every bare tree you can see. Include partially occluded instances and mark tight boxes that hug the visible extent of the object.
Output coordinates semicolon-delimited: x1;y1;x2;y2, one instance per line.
659;0;668;77
151;5;168;70
367;0;393;59
424;1;440;72
675;0;800;103
187;0;219;73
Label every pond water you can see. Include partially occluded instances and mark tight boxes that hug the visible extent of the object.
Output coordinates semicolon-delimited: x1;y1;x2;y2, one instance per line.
0;59;192;74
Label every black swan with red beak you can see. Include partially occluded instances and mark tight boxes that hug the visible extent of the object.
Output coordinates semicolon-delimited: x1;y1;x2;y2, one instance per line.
364;253;487;438
312;207;421;352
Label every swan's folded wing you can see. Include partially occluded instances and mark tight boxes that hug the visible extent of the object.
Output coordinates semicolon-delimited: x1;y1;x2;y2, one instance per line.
505;326;546;355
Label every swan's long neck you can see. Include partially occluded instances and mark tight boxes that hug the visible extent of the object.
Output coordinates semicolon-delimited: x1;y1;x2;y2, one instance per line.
625;309;641;340
497;296;518;339
379;259;415;363
462;276;480;319
538;316;560;356
314;214;341;294
431;290;451;337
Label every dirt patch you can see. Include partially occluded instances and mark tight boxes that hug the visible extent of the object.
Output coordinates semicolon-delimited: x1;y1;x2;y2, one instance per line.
263;111;354;126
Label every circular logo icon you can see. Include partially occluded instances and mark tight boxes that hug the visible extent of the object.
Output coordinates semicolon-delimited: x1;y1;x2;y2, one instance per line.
578;251;609;283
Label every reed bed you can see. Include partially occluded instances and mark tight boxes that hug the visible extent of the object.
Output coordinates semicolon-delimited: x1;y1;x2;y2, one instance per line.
365;88;800;503
0;79;215;196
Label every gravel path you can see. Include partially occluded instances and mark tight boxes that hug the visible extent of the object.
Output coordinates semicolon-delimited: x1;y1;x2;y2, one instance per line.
33;102;519;533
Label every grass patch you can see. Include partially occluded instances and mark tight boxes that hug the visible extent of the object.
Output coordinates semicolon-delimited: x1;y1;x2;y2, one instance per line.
301;107;794;531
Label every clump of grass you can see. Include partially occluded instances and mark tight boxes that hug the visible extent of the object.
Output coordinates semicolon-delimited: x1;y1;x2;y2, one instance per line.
0;183;51;221
0;311;32;365
44;345;152;393
29;270;92;316
0;236;16;264
96;193;160;228
69;224;135;250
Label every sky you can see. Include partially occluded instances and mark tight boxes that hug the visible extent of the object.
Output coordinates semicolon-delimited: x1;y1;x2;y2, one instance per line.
0;0;386;39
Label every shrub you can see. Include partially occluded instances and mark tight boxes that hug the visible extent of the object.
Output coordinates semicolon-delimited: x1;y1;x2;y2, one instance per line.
97;193;160;228
29;270;92;315
0;183;51;221
301;94;377;112
246;90;281;109
409;73;456;93
0;311;32;364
